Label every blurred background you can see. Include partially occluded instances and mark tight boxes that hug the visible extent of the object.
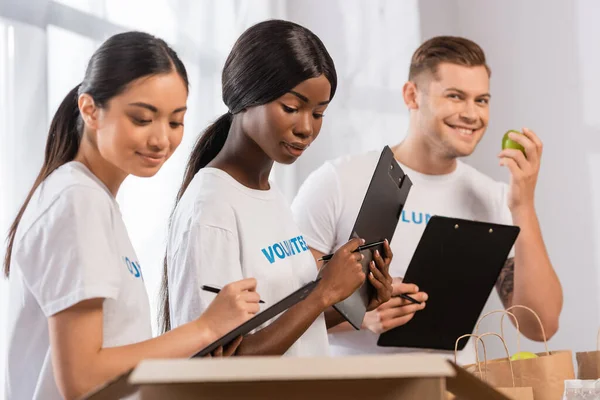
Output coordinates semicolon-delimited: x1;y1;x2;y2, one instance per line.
0;0;596;395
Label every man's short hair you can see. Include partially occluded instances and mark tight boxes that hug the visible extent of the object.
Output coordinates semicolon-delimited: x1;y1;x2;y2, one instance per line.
409;36;491;81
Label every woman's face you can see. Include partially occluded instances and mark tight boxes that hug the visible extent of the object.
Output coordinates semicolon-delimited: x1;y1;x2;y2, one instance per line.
80;71;188;178
240;74;332;164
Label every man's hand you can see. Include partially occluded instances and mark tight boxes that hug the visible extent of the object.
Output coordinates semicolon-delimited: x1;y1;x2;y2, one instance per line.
498;127;543;213
362;277;427;334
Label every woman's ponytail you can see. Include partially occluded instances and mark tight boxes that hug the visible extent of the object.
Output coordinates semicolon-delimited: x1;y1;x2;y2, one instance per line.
4;84;82;277
176;112;233;202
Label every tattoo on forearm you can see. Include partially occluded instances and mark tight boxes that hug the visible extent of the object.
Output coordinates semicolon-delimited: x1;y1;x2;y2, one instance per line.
496;258;515;307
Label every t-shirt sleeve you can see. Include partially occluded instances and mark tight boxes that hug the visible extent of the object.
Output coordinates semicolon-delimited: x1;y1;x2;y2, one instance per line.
291;162;342;254
167;212;243;328
15;187;121;317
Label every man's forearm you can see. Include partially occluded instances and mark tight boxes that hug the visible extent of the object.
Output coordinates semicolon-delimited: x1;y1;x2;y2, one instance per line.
498;206;562;340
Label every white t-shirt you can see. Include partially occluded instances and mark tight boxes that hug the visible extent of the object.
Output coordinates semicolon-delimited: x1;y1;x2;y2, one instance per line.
291;150;512;364
5;162;152;400
166;167;329;357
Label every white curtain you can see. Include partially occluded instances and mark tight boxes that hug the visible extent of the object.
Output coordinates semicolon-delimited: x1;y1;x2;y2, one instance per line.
0;1;420;397
0;18;49;400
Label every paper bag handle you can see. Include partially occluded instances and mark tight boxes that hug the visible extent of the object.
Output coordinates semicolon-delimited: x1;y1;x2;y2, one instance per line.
477;332;516;388
502;305;550;355
475;309;521;355
455;334;486;379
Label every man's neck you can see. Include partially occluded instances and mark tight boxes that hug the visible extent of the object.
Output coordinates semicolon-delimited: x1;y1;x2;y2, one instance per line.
391;133;458;176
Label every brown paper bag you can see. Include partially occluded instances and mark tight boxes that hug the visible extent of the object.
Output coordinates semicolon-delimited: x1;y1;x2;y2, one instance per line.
462;310;521;376
455;332;534;400
478;333;534;400
575;329;600;379
470;305;575;400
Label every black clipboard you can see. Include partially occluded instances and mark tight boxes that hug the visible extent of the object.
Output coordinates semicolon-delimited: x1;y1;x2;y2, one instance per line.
328;146;412;330
192;279;320;358
377;216;520;351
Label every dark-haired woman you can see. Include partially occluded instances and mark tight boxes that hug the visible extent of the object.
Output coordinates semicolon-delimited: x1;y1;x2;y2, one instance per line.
162;20;394;357
4;32;260;400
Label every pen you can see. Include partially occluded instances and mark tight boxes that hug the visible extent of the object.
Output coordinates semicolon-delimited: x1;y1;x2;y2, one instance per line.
398;293;422;305
317;240;387;262
201;285;265;304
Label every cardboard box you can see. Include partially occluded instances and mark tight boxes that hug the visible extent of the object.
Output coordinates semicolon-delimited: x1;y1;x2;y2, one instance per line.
83;354;512;400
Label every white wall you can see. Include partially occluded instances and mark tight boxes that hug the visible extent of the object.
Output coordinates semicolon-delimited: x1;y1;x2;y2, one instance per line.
419;0;597;358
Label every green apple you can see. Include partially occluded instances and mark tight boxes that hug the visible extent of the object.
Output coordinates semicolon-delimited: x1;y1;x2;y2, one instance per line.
510;351;538;361
502;130;525;155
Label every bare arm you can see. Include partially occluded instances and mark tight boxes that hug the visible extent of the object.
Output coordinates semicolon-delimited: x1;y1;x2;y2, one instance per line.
310;247;355;330
51;299;215;399
496;209;562;340
236;288;331;355
236;238;368;356
50;280;259;400
238;245;394;353
310;245;396;333
498;128;562;340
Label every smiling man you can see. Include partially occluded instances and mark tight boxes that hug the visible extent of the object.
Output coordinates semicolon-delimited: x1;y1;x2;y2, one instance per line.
291;36;562;363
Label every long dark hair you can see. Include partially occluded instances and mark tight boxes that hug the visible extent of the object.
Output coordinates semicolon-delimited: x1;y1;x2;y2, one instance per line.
3;31;188;278
159;19;337;333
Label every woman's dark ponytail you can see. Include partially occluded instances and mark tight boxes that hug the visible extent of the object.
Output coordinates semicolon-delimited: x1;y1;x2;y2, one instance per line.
176;112;232;203
4;84;82;277
45;84;83;172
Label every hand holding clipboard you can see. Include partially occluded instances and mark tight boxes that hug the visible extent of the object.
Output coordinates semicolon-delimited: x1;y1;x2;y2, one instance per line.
331;146;414;330
315;238;372;307
319;239;413;302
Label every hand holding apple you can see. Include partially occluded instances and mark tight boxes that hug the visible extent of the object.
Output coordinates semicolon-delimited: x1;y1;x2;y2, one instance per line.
498;127;543;213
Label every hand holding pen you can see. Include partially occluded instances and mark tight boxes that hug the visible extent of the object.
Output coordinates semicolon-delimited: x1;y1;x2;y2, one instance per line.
317;240;387;262
202;285;266;304
319;239;421;306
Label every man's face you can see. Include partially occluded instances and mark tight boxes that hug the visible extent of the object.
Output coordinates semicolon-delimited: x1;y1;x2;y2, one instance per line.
412;63;490;158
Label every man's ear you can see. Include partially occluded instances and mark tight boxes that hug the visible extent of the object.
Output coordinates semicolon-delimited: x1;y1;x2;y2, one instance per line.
403;81;419;110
